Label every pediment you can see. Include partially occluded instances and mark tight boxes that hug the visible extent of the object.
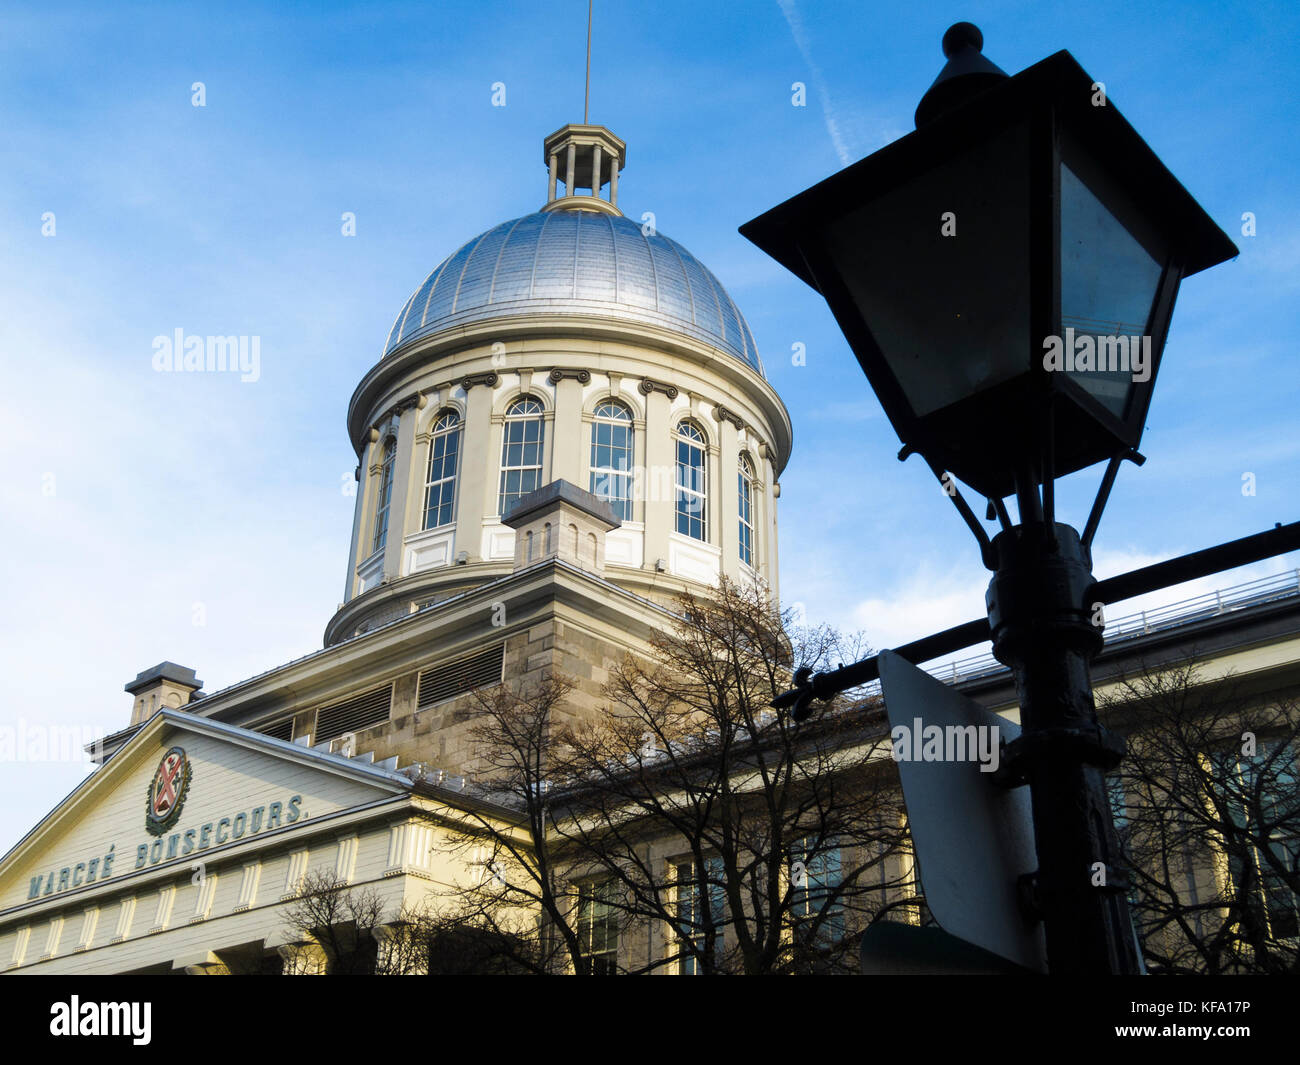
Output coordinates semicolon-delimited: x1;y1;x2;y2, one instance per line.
0;710;411;914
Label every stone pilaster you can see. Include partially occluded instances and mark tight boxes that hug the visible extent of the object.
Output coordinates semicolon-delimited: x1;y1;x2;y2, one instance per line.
718;415;741;581
277;938;327;975
642;387;673;570
347;431;380;600
383;402;421;581
374;921;425;975
455;378;497;560
765;450;780;598
550;374;585;486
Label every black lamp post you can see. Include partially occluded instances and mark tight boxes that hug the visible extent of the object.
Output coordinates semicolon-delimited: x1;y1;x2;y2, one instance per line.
743;24;1237;974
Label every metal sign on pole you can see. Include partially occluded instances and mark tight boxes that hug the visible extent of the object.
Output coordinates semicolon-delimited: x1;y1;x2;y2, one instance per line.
878;650;1046;973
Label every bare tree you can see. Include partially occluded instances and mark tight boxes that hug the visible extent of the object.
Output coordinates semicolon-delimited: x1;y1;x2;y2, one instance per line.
414;672;618;974
1102;662;1300;974
277;870;426;975
272;581;930;975
423;578;915;974
549;578;913;974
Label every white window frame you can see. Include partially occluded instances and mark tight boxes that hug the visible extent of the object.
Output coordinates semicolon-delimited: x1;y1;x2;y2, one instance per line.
738;453;756;567
498;397;546;517
371;437;396;555
423;411;461;529
589;401;634;521
675;421;708;542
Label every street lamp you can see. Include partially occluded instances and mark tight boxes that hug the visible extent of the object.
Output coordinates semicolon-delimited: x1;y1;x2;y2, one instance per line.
743;24;1237;974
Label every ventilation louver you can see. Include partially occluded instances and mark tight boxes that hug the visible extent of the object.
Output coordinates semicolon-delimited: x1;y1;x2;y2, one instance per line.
258;719;294;742
314;684;393;743
417;645;505;709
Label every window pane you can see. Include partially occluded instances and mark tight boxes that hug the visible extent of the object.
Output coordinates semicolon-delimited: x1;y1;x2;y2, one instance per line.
372;440;396;554
424;414;461;530
499;398;546;515
590;403;634;522
738;456;755;567
577;880;620;975
675;857;724;974
674;424;707;542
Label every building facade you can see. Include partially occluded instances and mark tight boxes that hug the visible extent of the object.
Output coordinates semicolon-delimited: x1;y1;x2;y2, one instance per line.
2;116;1295;976
0;121;796;974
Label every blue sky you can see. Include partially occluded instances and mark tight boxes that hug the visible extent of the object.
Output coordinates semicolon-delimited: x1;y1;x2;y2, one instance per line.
1;0;1297;853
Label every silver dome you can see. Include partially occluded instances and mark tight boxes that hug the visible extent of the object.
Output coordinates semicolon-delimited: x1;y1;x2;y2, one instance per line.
383;211;763;375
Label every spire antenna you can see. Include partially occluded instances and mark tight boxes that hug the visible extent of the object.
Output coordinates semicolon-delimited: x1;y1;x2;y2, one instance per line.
542;3;624;217
584;0;593;124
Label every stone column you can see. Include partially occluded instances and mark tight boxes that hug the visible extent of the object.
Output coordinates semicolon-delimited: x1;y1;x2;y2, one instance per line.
455;380;497;561
374;921;426;975
182;960;229;975
551;376;585;486
548;152;558;202
592;145;602;198
642;388;673;571
175;949;229;975
766;453;780;599
383;403;421;581
277;939;327;975
610;156;619;208
718;417;741;581
403;397;432;569
565;143;576;197
346;432;378;601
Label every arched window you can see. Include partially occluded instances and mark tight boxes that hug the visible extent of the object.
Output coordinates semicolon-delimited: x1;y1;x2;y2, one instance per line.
499;396;545;516
675;421;707;541
590;400;633;521
423;411;461;529
371;437;396;554
738;453;756;568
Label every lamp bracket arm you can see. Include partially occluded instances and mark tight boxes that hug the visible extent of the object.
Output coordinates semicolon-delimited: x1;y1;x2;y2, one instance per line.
907;453;996;570
1081;449;1146;551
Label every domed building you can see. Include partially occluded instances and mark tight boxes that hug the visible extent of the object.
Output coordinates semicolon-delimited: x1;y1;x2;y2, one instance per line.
0;123;794;974
330;122;790;645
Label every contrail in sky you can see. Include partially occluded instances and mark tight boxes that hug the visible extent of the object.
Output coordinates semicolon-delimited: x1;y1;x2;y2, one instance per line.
777;0;852;165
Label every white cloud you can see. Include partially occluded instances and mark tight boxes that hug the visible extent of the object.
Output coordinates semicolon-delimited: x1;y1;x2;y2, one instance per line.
846;544;1298;678
850;566;989;651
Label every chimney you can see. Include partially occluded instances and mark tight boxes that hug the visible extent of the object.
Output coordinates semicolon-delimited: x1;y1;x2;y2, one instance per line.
501;480;620;575
125;662;202;726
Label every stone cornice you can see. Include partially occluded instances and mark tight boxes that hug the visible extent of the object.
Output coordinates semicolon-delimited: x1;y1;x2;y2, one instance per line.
547;368;592;385
373;391;427;431
346;313;793;475
460;371;500;391
638;377;679;400
713;404;747;432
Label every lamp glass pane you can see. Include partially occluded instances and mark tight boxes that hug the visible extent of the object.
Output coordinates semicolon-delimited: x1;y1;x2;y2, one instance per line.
820;121;1032;419
1059;163;1164;419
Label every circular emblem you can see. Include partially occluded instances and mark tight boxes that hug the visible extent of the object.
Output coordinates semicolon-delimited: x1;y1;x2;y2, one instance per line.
145;746;192;836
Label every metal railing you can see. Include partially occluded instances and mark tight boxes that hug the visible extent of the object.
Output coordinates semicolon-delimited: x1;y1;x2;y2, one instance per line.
920;569;1300;688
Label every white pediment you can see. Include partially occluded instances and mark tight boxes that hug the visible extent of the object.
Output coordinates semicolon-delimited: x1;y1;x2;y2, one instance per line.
0;710;412;914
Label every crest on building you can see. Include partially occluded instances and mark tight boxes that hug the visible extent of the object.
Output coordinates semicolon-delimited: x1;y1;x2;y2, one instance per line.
144;746;192;836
